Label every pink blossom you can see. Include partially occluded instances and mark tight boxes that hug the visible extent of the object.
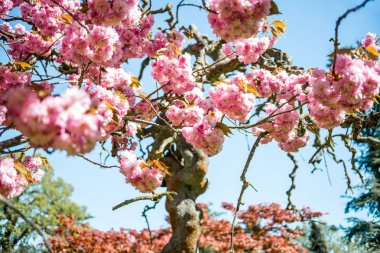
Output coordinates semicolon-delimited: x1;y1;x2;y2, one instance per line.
20;0;80;37
247;69;284;97
151;53;196;95
166;104;204;127
118;151;164;193
207;0;272;41
278;133;310;153
209;74;255;122
0;105;7;125
0;156;45;199
3;23;55;61
309;54;380;113
87;0;140;27
6;87;103;154
182;119;225;156
225;36;276;64
361;33;379;53
0;0;13;19
60;23;123;67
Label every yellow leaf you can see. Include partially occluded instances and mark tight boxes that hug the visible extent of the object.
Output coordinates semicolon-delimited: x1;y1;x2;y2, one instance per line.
246;84;261;97
152;160;171;176
215;122;233;137
366;46;379;57
104;100;119;124
130;76;141;89
212;80;230;86
40;157;52;170
14;61;33;70
270;26;279;37
14;161;34;183
42;35;54;42
60;13;73;25
327;48;353;58
115;90;127;101
272;20;286;30
372;96;379;104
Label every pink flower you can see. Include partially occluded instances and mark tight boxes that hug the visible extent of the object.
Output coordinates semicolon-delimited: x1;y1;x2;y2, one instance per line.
209;74;255;122
0;105;7;125
207;0;272;41
0;156;45;199
60;23;123;67
6;87;103;154
151;53;196;95
87;0;140;27
166;104;204;127
225;36;276;64
182;119;225;156
0;0;13;19
118;151;164;193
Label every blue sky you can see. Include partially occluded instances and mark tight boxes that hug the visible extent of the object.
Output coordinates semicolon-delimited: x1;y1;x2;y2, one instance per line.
2;0;380;231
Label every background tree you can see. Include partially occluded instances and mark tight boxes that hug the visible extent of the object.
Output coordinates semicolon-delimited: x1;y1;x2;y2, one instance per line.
345;104;380;251
0;170;90;252
49;202;322;253
297;223;364;253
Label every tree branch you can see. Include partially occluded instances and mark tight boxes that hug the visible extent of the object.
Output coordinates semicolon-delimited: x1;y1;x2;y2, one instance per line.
229;132;266;253
0;194;53;253
112;191;177;211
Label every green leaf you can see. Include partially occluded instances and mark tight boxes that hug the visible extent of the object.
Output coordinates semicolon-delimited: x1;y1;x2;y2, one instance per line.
215;122;233;137
269;1;281;15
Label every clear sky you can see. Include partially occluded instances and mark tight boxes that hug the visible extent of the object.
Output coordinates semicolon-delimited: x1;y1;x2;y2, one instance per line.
3;0;380;231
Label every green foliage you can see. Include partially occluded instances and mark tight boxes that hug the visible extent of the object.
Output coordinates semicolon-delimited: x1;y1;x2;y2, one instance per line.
0;170;90;252
308;222;328;253
345;104;380;251
299;223;365;253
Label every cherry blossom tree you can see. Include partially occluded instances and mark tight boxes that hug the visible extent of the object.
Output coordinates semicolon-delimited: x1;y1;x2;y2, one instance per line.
0;0;379;252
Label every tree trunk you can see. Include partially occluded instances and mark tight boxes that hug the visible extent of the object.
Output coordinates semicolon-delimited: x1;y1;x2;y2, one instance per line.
160;139;208;253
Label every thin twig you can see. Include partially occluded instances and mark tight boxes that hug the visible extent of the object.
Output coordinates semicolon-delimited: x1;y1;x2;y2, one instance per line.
112;191;177;211
77;154;119;169
229;132;266;253
286;153;299;210
142;201;160;245
331;0;374;75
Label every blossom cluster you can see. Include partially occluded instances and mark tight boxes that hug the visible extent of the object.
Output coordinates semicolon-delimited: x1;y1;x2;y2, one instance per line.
0;0;14;19
60;23;123;67
361;32;380;53
85;85;130;137
222;36;276;64
207;0;272;41
151;53;196;95
166;103;204;127
5;87;103;154
0;66;32;104
309;54;380;114
118;151;164;193
209;74;256;122
20;0;79;37
182;117;225;156
253;101;309;152
87;0;140;27
1;23;55;62
0;156;45;199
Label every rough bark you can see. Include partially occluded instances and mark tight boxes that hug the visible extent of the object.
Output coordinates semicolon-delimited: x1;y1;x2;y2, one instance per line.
160;137;208;253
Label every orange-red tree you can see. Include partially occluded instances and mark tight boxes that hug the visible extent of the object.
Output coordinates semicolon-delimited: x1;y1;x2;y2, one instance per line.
49;203;323;253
